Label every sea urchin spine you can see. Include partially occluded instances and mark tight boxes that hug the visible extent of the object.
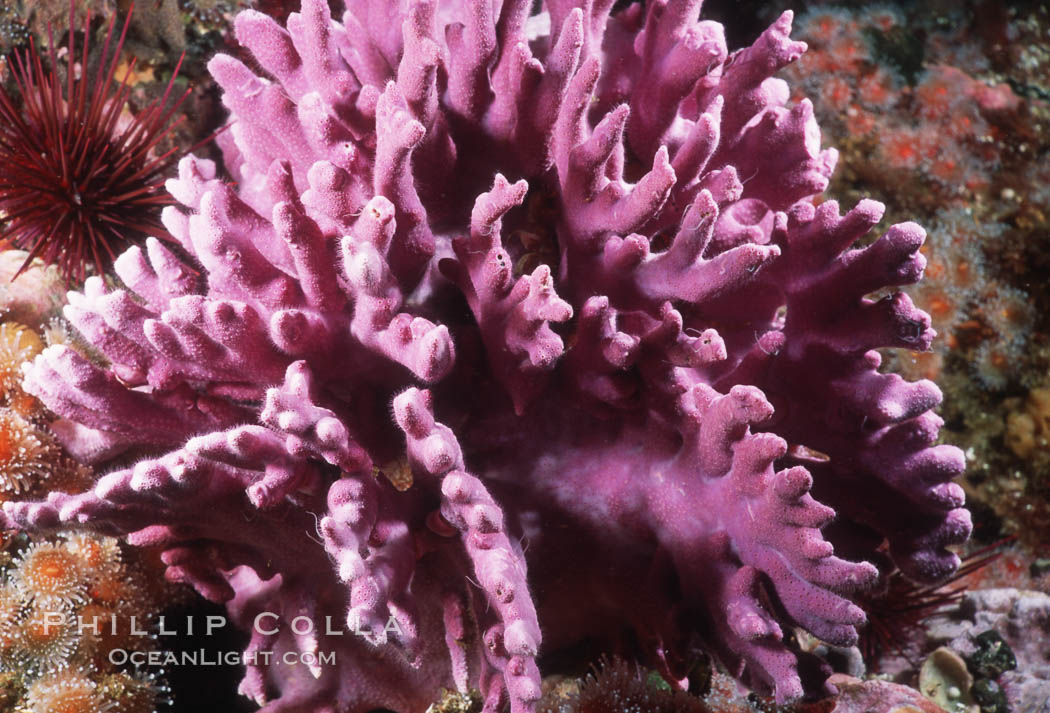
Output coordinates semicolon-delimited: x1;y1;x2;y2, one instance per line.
0;3;192;285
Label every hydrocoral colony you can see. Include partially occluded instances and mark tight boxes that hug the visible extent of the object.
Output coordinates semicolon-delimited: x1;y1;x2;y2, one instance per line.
3;0;972;711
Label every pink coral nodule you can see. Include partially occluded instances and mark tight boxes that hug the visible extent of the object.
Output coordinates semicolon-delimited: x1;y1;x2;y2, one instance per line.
2;1;971;711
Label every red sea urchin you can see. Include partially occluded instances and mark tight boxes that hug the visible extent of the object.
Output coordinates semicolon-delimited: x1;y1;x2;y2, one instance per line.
858;540;1008;668
0;4;191;285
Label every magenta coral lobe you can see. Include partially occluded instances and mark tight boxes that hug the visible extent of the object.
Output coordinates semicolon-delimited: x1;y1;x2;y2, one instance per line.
3;0;970;711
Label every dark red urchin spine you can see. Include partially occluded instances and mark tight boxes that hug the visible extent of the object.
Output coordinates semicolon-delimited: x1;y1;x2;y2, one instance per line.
0;3;191;285
858;539;1011;669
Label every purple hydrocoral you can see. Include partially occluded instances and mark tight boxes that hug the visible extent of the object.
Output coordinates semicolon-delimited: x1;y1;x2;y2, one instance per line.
2;0;971;711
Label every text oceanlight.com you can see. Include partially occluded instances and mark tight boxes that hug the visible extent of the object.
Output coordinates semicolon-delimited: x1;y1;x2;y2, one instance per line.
36;612;407;667
109;649;336;667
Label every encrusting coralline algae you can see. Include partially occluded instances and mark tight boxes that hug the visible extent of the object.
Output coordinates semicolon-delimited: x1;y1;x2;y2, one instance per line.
2;1;971;711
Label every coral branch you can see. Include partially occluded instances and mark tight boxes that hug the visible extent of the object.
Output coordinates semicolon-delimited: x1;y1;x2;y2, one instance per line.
4;2;969;711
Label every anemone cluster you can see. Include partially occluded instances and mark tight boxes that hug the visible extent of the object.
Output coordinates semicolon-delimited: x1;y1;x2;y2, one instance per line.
0;532;169;713
0;313;168;713
783;5;1045;394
